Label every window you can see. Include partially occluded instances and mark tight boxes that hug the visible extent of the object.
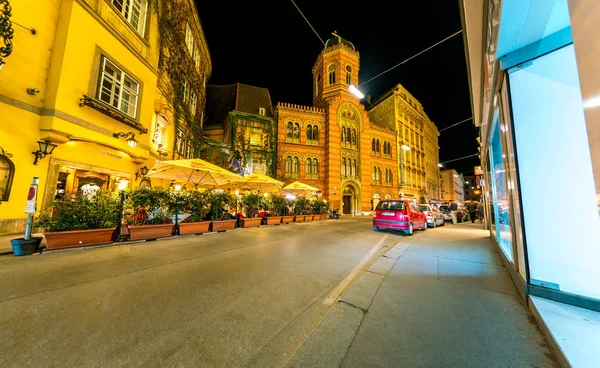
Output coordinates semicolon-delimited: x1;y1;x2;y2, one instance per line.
111;0;148;35
285;156;292;174
185;23;194;55
193;47;201;72
258;107;265;116
0;153;15;201
342;158;347;176
306;125;312;141
189;89;197;115
312;159;318;175
351;129;357;145
346;65;352;84
98;57;140;118
286;122;293;139
353;159;357;177
306;158;312;175
328;65;336;84
293;123;300;140
306;158;318;178
376;201;406;211
312;126;318;142
341;127;346;143
372;138;376;152
376;139;381;154
293;157;299;174
176;127;191;158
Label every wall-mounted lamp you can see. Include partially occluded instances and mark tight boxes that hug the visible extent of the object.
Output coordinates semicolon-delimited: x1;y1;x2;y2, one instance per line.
32;140;57;165
26;88;40;95
401;144;411;151
135;165;150;181
113;132;138;148
157;143;168;157
0;145;13;158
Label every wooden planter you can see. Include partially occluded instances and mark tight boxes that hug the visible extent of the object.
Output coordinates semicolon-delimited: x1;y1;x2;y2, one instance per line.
129;224;174;241
313;214;321;221
44;228;115;250
210;220;237;232
265;216;282;225
240;218;262;228
321;214;330;219
293;215;305;222
281;216;294;224
305;215;314;221
179;221;211;235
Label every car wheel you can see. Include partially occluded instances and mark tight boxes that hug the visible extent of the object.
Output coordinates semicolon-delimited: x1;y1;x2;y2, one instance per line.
373;225;380;232
432;219;437;228
406;223;413;235
421;222;427;231
440;218;445;226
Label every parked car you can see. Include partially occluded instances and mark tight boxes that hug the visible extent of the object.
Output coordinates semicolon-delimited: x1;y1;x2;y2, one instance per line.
418;204;445;228
438;205;454;223
373;200;427;235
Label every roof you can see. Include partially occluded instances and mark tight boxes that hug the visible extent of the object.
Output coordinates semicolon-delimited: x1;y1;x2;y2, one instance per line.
205;83;274;128
324;33;355;51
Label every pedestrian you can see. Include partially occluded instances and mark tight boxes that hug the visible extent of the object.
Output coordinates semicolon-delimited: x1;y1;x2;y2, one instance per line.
478;203;485;223
449;201;458;224
467;201;478;223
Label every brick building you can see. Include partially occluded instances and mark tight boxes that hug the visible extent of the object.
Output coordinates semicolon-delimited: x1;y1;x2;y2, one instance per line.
275;34;397;215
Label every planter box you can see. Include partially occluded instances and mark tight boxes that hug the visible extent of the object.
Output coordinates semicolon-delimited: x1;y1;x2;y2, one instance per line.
293;215;305;222
129;224;174;241
305;215;314;221
313;214;321;221
240;218;262;228
265;216;282;225
281;216;294;224
321;214;330;219
179;221;211;235
45;228;115;250
210;220;237;232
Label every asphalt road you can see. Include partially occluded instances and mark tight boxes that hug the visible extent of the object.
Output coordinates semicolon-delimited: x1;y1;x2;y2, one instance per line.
0;217;403;367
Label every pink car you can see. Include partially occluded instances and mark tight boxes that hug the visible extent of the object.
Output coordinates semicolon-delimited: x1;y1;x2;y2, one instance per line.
373;200;428;235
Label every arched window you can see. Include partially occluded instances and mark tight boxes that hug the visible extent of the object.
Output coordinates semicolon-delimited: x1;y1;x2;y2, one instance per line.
293;123;300;140
292;157;299;174
312;159;318;176
329;70;336;84
285;156;292;174
342;158;347;176
286;122;293;139
376;139;381;153
372;166;376;180
346;159;351;177
306;158;312;175
312;126;319;141
378;167;382;181
306;125;312;141
346;65;352;85
372;138;376;152
351;129;356;145
341;127;346;143
353;159;357;177
0;153;15;201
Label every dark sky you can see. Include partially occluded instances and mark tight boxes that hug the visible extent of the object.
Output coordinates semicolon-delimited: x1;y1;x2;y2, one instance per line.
195;0;479;175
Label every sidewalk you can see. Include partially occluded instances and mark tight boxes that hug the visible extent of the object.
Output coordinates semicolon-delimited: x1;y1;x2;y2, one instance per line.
285;223;557;367
0;233;44;255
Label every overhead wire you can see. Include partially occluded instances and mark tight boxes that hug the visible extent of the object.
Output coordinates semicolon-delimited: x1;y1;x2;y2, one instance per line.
440;153;479;165
290;0;325;45
358;30;463;87
439;117;473;132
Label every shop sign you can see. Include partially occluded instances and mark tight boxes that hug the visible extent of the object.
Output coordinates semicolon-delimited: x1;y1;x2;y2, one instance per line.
101;150;123;160
474;166;483;175
25;183;38;214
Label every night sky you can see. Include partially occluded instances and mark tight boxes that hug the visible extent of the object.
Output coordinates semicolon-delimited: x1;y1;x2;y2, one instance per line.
195;0;479;175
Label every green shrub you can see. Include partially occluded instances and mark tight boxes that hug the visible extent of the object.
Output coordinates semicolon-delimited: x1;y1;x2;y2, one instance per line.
293;197;310;215
207;191;236;221
267;195;288;216
125;187;171;226
241;193;264;218
36;190;121;232
181;189;209;223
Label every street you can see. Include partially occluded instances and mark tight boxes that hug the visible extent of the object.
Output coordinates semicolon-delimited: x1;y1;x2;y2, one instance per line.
0;218;555;367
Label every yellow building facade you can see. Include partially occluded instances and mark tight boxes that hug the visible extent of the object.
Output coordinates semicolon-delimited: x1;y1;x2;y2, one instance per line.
367;84;441;203
0;0;211;235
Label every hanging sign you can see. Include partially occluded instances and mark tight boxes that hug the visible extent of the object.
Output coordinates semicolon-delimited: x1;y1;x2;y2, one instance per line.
474;166;483;175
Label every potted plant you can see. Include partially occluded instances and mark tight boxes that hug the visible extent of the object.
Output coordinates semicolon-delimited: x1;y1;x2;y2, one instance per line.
207;191;237;231
281;198;295;223
265;195;287;225
179;189;211;235
293;197;309;222
240;193;264;228
311;200;323;220
126;187;174;241
320;200;331;219
35;189;120;250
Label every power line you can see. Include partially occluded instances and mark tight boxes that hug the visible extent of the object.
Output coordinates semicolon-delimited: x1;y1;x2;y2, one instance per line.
290;0;325;45
440;153;479;165
439;117;473;132
359;30;463;87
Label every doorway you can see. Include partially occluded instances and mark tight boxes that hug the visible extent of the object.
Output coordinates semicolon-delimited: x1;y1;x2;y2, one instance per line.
342;195;351;214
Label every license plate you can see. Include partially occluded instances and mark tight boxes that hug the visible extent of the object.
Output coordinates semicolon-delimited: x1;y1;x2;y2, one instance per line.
382;212;395;216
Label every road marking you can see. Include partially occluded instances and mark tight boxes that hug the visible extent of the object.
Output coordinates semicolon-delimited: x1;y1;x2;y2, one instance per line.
323;233;389;305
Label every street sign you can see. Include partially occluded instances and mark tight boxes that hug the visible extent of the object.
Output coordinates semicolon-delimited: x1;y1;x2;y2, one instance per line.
476;176;481;186
25;183;38;214
474;166;483;175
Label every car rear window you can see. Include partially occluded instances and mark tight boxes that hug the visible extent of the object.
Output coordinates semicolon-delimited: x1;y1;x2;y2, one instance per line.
418;205;430;211
376;201;406;211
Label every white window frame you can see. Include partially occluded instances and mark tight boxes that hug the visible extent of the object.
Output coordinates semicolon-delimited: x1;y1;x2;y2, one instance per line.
189;89;197;116
259;107;265;116
185;23;194;56
111;0;148;36
97;56;140;118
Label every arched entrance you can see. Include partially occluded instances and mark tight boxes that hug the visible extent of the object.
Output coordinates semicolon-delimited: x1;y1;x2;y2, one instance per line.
341;181;360;215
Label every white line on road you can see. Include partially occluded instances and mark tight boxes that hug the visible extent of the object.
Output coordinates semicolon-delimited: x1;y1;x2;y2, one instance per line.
323;233;390;305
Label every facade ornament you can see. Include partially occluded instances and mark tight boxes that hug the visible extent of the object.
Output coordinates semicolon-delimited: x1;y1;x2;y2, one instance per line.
0;0;14;68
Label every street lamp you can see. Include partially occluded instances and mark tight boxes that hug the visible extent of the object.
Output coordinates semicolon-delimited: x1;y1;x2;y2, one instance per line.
115;179;128;241
349;85;365;99
172;183;181;236
135;165;150;180
113;132;138;148
401;144;411;151
32;140;57;165
438;163;443;167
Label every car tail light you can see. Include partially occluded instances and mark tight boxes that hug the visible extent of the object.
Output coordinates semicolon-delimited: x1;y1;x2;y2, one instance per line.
427;212;432;216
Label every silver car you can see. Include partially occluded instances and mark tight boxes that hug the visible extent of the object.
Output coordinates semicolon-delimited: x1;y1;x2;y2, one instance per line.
418;204;445;228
